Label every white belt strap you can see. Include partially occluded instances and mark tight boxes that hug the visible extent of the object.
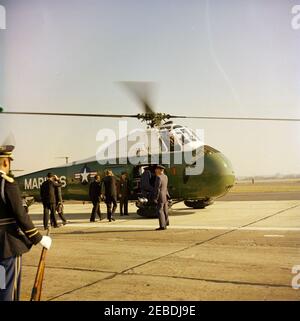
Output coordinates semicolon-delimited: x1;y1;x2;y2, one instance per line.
0;218;16;226
1;178;6;204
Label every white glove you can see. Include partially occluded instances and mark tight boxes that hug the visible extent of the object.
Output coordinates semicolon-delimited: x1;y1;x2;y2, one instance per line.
39;236;52;250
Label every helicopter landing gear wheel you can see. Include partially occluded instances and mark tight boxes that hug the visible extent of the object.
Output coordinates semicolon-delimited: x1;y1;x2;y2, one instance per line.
184;199;213;209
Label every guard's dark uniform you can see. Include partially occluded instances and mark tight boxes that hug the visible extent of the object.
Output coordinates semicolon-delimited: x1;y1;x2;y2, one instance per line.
102;175;117;221
89;179;102;221
0;168;42;301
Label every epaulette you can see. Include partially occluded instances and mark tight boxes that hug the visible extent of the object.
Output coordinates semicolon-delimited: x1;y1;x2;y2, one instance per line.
0;172;14;183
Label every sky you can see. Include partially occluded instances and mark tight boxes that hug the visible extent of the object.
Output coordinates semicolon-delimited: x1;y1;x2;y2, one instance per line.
0;0;300;177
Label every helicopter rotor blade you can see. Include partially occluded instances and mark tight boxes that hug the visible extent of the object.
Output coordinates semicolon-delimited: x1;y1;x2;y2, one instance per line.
169;115;300;122
1;108;300;122
0;111;138;118
118;81;156;115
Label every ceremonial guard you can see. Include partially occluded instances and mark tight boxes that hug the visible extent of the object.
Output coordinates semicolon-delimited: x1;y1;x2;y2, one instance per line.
0;145;51;301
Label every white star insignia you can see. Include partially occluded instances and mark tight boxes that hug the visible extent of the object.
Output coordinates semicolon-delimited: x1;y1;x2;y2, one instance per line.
80;168;89;183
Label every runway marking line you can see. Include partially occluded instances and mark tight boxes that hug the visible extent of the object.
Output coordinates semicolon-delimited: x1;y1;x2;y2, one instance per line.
35;223;300;232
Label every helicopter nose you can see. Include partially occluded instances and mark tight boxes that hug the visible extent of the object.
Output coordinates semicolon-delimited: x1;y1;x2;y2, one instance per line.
203;147;235;197
182;145;235;198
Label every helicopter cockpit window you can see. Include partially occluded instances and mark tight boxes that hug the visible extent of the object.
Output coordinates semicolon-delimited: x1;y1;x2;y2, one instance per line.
174;129;189;145
190;129;201;141
179;128;197;143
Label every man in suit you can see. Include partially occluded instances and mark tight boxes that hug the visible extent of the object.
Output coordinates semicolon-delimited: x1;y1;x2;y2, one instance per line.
153;165;170;230
53;175;68;225
102;169;117;222
40;173;62;229
89;174;102;222
118;171;130;216
0;145;52;301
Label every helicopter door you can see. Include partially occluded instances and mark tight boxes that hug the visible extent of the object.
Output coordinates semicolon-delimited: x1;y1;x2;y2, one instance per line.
132;165;144;196
132;165;156;197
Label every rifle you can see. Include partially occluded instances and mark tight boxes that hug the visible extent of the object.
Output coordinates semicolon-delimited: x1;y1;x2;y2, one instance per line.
30;229;50;301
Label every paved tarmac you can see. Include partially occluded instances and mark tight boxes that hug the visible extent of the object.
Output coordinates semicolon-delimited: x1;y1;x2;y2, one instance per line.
219;191;300;201
21;200;300;301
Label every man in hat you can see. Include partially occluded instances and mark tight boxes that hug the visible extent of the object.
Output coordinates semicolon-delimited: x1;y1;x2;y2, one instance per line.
40;173;62;229
0;145;52;301
153;165;170;230
89;174;102;222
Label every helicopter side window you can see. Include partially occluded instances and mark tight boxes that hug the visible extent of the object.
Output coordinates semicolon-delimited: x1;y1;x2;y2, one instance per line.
171;135;182;151
158;135;168;153
159;130;170;152
160;130;181;152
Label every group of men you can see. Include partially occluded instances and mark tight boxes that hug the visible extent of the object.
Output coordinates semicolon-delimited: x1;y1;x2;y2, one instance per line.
89;170;130;222
89;164;170;230
39;165;169;230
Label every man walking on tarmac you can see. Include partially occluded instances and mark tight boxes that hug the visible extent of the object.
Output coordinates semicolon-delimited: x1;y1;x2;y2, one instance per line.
40;173;62;229
102;169;117;222
89;174;102;222
0;145;52;301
